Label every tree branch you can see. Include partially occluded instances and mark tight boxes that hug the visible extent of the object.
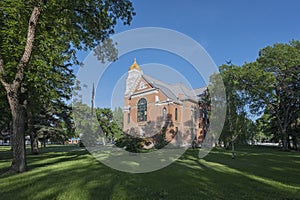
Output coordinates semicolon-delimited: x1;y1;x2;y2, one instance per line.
0;57;4;74
0;57;8;88
14;6;42;88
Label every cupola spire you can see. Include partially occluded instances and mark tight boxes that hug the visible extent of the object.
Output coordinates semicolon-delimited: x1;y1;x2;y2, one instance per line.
129;58;141;71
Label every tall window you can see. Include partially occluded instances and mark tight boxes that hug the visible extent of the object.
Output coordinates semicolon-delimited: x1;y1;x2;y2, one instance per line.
127;113;130;124
162;107;167;120
137;98;147;122
175;108;178;121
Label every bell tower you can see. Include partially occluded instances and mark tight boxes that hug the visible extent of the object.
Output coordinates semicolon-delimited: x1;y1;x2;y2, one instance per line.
124;58;143;97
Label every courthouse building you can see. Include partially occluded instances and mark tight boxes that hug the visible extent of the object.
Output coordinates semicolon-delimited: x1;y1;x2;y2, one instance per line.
123;59;209;146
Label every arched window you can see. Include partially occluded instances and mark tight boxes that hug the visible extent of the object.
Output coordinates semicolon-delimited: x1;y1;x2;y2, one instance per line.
137;98;147;122
162;107;167;120
175;108;178;121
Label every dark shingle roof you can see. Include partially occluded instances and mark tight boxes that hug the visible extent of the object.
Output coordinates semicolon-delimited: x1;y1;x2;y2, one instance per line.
143;74;206;102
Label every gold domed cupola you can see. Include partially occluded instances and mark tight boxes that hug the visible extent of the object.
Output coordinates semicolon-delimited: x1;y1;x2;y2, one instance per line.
129;58;141;71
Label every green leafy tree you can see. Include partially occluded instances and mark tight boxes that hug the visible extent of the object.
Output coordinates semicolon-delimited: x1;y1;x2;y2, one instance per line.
27;98;74;154
218;65;247;146
95;107;123;142
112;106;124;136
23;49;75;154
0;84;11;141
207;73;226;143
0;0;135;172
256;113;278;143
211;64;258;158
240;41;300;150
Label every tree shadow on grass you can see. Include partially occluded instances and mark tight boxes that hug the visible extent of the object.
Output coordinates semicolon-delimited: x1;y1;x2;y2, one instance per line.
1;145;300;200
203;146;300;187
0;145;87;176
0;145;130;199
0;146;213;199
27;148;88;170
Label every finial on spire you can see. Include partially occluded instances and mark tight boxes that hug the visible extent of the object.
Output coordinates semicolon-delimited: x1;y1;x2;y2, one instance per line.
129;58;141;71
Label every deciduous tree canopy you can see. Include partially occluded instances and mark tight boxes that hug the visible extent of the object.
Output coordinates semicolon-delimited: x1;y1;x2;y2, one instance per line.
217;41;300;150
0;0;135;172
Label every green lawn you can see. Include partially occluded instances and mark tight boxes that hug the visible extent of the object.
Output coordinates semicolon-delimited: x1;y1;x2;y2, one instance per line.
0;145;299;200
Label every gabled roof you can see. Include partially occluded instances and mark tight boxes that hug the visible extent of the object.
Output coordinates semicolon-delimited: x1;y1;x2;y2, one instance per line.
143;74;206;103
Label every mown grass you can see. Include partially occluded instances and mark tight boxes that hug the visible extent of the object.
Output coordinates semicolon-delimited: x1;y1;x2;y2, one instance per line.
0;145;299;200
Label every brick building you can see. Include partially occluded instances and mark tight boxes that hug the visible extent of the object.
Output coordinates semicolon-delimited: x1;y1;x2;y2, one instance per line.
123;59;209;147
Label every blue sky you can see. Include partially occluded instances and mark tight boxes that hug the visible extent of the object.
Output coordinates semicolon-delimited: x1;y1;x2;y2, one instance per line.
75;0;300;109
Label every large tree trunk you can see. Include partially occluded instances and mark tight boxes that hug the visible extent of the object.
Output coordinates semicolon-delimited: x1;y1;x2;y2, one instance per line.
231;141;235;159
30;134;39;154
28;111;39;154
0;6;41;173
9;97;27;172
282;129;289;151
43;134;47;148
292;136;298;151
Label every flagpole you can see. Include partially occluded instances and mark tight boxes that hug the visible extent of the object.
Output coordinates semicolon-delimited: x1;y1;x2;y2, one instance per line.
91;83;94;115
